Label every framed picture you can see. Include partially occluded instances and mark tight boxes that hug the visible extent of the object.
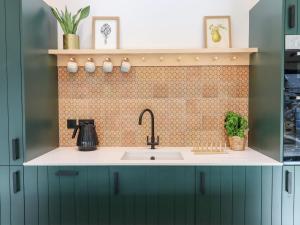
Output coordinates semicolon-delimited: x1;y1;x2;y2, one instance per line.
204;16;232;48
92;16;120;49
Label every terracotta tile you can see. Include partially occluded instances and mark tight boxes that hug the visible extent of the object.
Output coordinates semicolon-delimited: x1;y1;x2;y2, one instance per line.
58;66;249;147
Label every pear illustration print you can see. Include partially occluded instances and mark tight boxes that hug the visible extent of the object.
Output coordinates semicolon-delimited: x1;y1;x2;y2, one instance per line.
204;16;231;48
209;24;226;43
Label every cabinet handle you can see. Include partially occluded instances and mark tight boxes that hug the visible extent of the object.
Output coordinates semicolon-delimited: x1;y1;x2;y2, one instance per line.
289;5;296;29
12;138;20;161
12;171;21;193
285;170;293;194
200;172;205;195
55;170;79;177
114;172;119;195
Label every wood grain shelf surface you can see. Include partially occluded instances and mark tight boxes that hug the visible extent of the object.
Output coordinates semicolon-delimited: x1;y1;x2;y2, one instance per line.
49;48;258;55
48;48;258;66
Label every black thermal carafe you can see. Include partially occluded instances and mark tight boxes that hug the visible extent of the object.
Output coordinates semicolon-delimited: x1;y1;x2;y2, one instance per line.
72;120;99;151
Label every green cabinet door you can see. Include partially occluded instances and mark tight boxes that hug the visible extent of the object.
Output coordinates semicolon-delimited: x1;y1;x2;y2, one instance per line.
10;166;25;225
0;0;9;166
110;167;147;225
5;0;24;165
196;166;282;225
47;167;109;225
196;167;243;225
285;0;298;34
0;166;11;225
24;166;49;225
146;167;195;225
282;165;300;225
110;167;195;225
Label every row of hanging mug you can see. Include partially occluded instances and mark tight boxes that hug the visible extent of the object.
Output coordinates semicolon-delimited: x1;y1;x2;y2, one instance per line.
67;57;131;74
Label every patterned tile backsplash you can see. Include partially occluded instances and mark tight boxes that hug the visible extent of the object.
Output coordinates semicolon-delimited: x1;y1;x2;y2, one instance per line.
58;66;249;147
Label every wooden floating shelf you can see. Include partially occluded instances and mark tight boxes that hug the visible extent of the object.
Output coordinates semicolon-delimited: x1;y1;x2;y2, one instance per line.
49;48;258;67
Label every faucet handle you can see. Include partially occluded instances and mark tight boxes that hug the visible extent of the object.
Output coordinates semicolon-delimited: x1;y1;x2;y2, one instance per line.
156;136;160;144
147;136;149;143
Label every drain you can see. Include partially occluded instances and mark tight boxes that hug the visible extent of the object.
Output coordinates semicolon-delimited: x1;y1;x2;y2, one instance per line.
150;156;156;160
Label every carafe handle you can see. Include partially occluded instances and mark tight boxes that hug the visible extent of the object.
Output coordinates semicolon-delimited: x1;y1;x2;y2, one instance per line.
72;125;79;139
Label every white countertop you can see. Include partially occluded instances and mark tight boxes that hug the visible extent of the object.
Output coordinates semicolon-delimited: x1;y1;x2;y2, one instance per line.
23;147;282;166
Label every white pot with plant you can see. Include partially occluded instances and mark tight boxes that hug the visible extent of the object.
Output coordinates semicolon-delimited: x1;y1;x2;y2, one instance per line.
224;112;249;151
50;6;90;49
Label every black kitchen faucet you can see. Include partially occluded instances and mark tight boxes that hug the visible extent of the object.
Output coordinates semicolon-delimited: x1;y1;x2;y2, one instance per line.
138;109;160;149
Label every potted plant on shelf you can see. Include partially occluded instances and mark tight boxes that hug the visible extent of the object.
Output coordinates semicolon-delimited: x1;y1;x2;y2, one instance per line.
224;111;249;151
50;6;90;49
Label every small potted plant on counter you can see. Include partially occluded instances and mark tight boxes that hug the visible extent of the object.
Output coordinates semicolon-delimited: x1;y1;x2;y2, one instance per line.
50;6;90;49
224;111;249;151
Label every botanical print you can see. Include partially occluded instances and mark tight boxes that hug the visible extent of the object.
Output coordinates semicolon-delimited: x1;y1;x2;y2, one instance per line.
101;23;112;45
205;16;231;48
93;17;120;49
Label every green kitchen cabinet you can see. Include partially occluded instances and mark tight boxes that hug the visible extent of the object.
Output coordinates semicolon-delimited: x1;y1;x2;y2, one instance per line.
0;0;9;165
0;166;24;225
0;0;58;165
110;167;195;225
48;167;110;225
282;165;300;225
110;167;147;225
196;166;282;225
249;0;285;161
24;167;110;225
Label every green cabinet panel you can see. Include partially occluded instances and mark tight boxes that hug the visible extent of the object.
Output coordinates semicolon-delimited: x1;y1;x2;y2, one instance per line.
294;166;300;224
23;166;284;225
47;167;109;225
262;167;273;225
245;167;262;225
195;167;210;225
196;166;281;225
87;167;110;225
0;166;11;225
271;166;283;225
282;166;294;225
249;0;284;161
2;0;58;165
24;167;39;225
24;167;49;225
282;165;300;225
285;0;298;34
0;166;25;225
0;0;9;166
110;167;195;225
232;167;246;225
110;167;147;225
5;0;24;165
10;166;24;225
146;167;195;225
20;0;59;161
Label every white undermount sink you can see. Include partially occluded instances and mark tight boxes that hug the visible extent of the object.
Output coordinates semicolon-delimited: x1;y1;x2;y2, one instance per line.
121;150;184;161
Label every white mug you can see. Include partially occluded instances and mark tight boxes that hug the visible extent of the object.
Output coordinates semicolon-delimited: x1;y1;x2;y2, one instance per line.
120;58;131;73
103;58;113;73
67;58;78;73
85;58;96;73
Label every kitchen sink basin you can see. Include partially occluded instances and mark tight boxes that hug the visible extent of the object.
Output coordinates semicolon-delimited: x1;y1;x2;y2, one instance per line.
121;151;184;161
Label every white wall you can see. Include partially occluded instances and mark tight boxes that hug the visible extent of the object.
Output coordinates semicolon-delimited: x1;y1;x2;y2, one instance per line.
45;0;260;49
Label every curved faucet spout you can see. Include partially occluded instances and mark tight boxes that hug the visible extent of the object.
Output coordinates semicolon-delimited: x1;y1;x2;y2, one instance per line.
138;109;159;149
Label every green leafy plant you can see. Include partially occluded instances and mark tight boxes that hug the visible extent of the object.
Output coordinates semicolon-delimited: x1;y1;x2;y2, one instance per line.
224;112;248;138
50;6;90;35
